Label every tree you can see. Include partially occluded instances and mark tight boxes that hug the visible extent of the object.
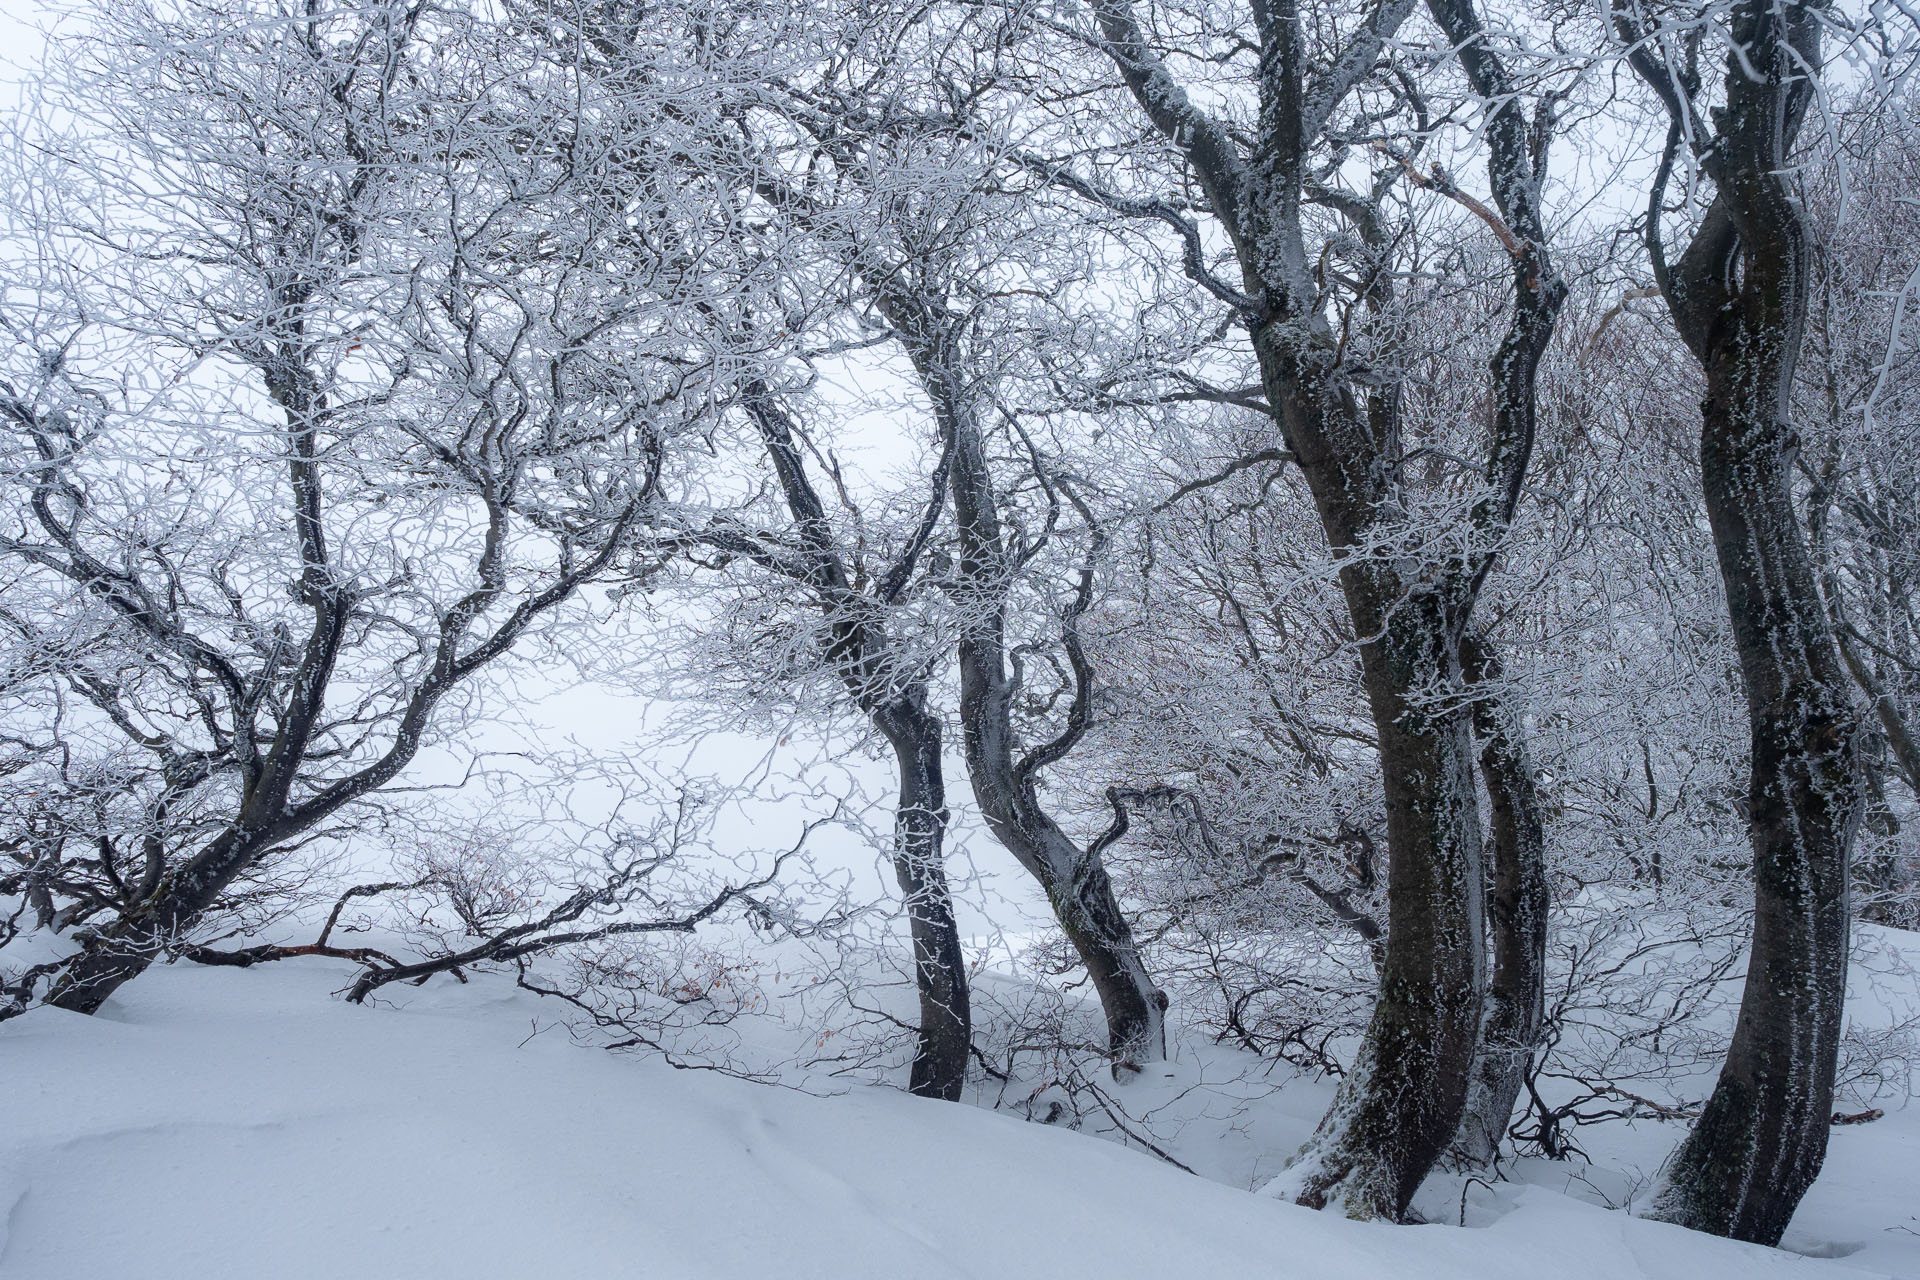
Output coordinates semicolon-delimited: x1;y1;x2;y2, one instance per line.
730;5;1174;1069
513;0;980;1101
676;377;975;1098
1418;0;1566;1169
1615;0;1870;1242
1797;99;1920;926
1072;0;1567;1212
0;0;749;1017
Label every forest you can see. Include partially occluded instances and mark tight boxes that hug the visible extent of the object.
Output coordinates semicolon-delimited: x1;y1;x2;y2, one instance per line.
0;0;1917;1270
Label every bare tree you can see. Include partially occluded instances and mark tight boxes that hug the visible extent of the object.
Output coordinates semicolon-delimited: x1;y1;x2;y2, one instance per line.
1612;0;1874;1241
726;5;1173;1070
1797;99;1920;926
675;376;976;1098
1066;0;1568;1211
1418;0;1567;1169
0;0;748;1017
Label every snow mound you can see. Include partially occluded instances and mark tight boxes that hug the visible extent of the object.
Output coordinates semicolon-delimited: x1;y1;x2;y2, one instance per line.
1;961;1904;1279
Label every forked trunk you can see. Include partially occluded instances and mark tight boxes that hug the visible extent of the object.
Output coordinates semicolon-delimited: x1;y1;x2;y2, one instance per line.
853;279;1170;1070
1271;573;1486;1218
42;828;261;1014
942;388;1166;1069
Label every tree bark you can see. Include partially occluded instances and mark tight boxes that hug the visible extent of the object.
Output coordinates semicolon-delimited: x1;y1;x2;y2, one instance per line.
943;403;1167;1069
741;390;973;1099
1414;0;1564;1166
1649;373;1860;1243
43;917;172;1014
1087;0;1566;1214
1269;524;1486;1218
44;828;261;1013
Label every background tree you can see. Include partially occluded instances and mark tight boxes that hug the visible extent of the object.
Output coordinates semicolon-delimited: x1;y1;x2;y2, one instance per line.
735;4;1177;1068
1797;98;1920;926
0;0;753;1016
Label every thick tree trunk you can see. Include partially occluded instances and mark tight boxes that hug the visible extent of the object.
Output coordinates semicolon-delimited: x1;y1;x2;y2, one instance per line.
1271;565;1486;1218
43;919;170;1014
873;698;972;1101
1450;634;1549;1168
1248;0;1559;1209
1648;375;1862;1244
41;828;261;1014
1629;0;1864;1242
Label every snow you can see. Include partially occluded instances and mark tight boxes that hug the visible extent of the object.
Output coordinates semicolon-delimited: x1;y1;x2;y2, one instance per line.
3;957;1912;1279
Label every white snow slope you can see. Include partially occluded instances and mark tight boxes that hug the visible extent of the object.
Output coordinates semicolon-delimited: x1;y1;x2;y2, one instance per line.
3;959;1911;1280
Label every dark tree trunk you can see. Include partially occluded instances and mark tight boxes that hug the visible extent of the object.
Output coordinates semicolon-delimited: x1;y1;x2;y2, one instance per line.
741;390;973;1099
832;263;1165;1070
1649;368;1861;1242
1088;0;1564;1215
43;918;170;1014
873;698;972;1100
1623;0;1865;1243
943;406;1167;1069
1272;517;1486;1217
1417;0;1566;1161
1450;634;1550;1167
44;829;262;1013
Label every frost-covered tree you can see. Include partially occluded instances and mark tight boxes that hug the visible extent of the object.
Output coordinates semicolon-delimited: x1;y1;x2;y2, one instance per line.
0;0;757;1016
1612;0;1876;1241
1059;0;1571;1213
1797;100;1920;927
733;2;1177;1070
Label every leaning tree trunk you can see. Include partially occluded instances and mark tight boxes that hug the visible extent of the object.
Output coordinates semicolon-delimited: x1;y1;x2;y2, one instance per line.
43;827;265;1014
956;721;1169;1068
1450;634;1550;1167
44;915;178;1014
873;697;973;1100
741;390;973;1100
1633;0;1864;1243
856;278;1165;1071
943;406;1167;1069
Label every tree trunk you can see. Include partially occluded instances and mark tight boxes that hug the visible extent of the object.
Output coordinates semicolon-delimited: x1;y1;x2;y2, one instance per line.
945;415;1168;1069
1450;634;1549;1167
1270;558;1486;1218
957;718;1169;1068
868;289;1166;1072
43;920;169;1014
42;828;261;1014
739;390;974;1100
1628;0;1864;1241
1648;368;1861;1243
873;697;973;1100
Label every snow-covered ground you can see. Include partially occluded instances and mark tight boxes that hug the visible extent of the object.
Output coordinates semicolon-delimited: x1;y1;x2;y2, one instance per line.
4;953;1915;1279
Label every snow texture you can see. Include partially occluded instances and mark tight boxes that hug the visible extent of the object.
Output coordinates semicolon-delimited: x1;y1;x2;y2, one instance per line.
3;957;1912;1279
